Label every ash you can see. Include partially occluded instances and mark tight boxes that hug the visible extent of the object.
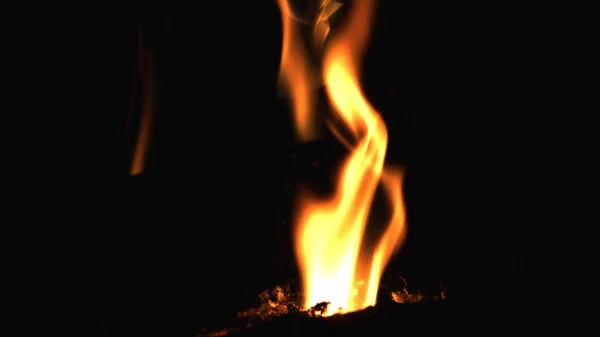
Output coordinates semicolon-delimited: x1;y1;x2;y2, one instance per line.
236;283;302;320
388;277;448;304
197;282;302;337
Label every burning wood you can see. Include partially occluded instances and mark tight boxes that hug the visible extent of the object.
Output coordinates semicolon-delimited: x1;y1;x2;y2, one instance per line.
222;301;457;337
198;278;446;337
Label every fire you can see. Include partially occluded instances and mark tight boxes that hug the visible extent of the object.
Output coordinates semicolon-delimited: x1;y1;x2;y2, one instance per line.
276;0;407;315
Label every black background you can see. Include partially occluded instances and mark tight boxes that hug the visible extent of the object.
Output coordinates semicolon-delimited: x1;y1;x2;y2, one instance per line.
99;1;567;335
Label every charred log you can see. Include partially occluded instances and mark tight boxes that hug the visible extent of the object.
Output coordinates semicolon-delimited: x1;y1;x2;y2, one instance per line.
220;300;462;337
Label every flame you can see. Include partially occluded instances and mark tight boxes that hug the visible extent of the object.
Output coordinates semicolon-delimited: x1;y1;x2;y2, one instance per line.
277;0;407;315
276;0;318;143
313;0;342;51
130;23;155;175
365;168;407;306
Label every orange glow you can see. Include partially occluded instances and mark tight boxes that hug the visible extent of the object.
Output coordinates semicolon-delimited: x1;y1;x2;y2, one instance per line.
130;24;155;175
277;0;408;315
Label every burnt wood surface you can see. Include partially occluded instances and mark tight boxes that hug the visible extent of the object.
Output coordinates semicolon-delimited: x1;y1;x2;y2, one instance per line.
226;301;463;337
225;300;560;337
103;296;560;337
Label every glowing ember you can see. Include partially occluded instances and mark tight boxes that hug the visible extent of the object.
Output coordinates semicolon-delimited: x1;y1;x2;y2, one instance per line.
277;0;407;315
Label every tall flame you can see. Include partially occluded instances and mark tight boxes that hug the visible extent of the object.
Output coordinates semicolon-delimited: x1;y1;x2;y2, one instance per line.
277;0;407;315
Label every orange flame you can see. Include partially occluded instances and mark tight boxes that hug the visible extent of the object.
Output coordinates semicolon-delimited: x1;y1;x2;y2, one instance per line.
130;23;155;175
277;0;407;315
313;0;342;51
276;0;319;143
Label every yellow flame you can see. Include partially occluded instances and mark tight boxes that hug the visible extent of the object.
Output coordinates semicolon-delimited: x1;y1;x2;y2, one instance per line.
365;168;407;305
277;0;407;315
